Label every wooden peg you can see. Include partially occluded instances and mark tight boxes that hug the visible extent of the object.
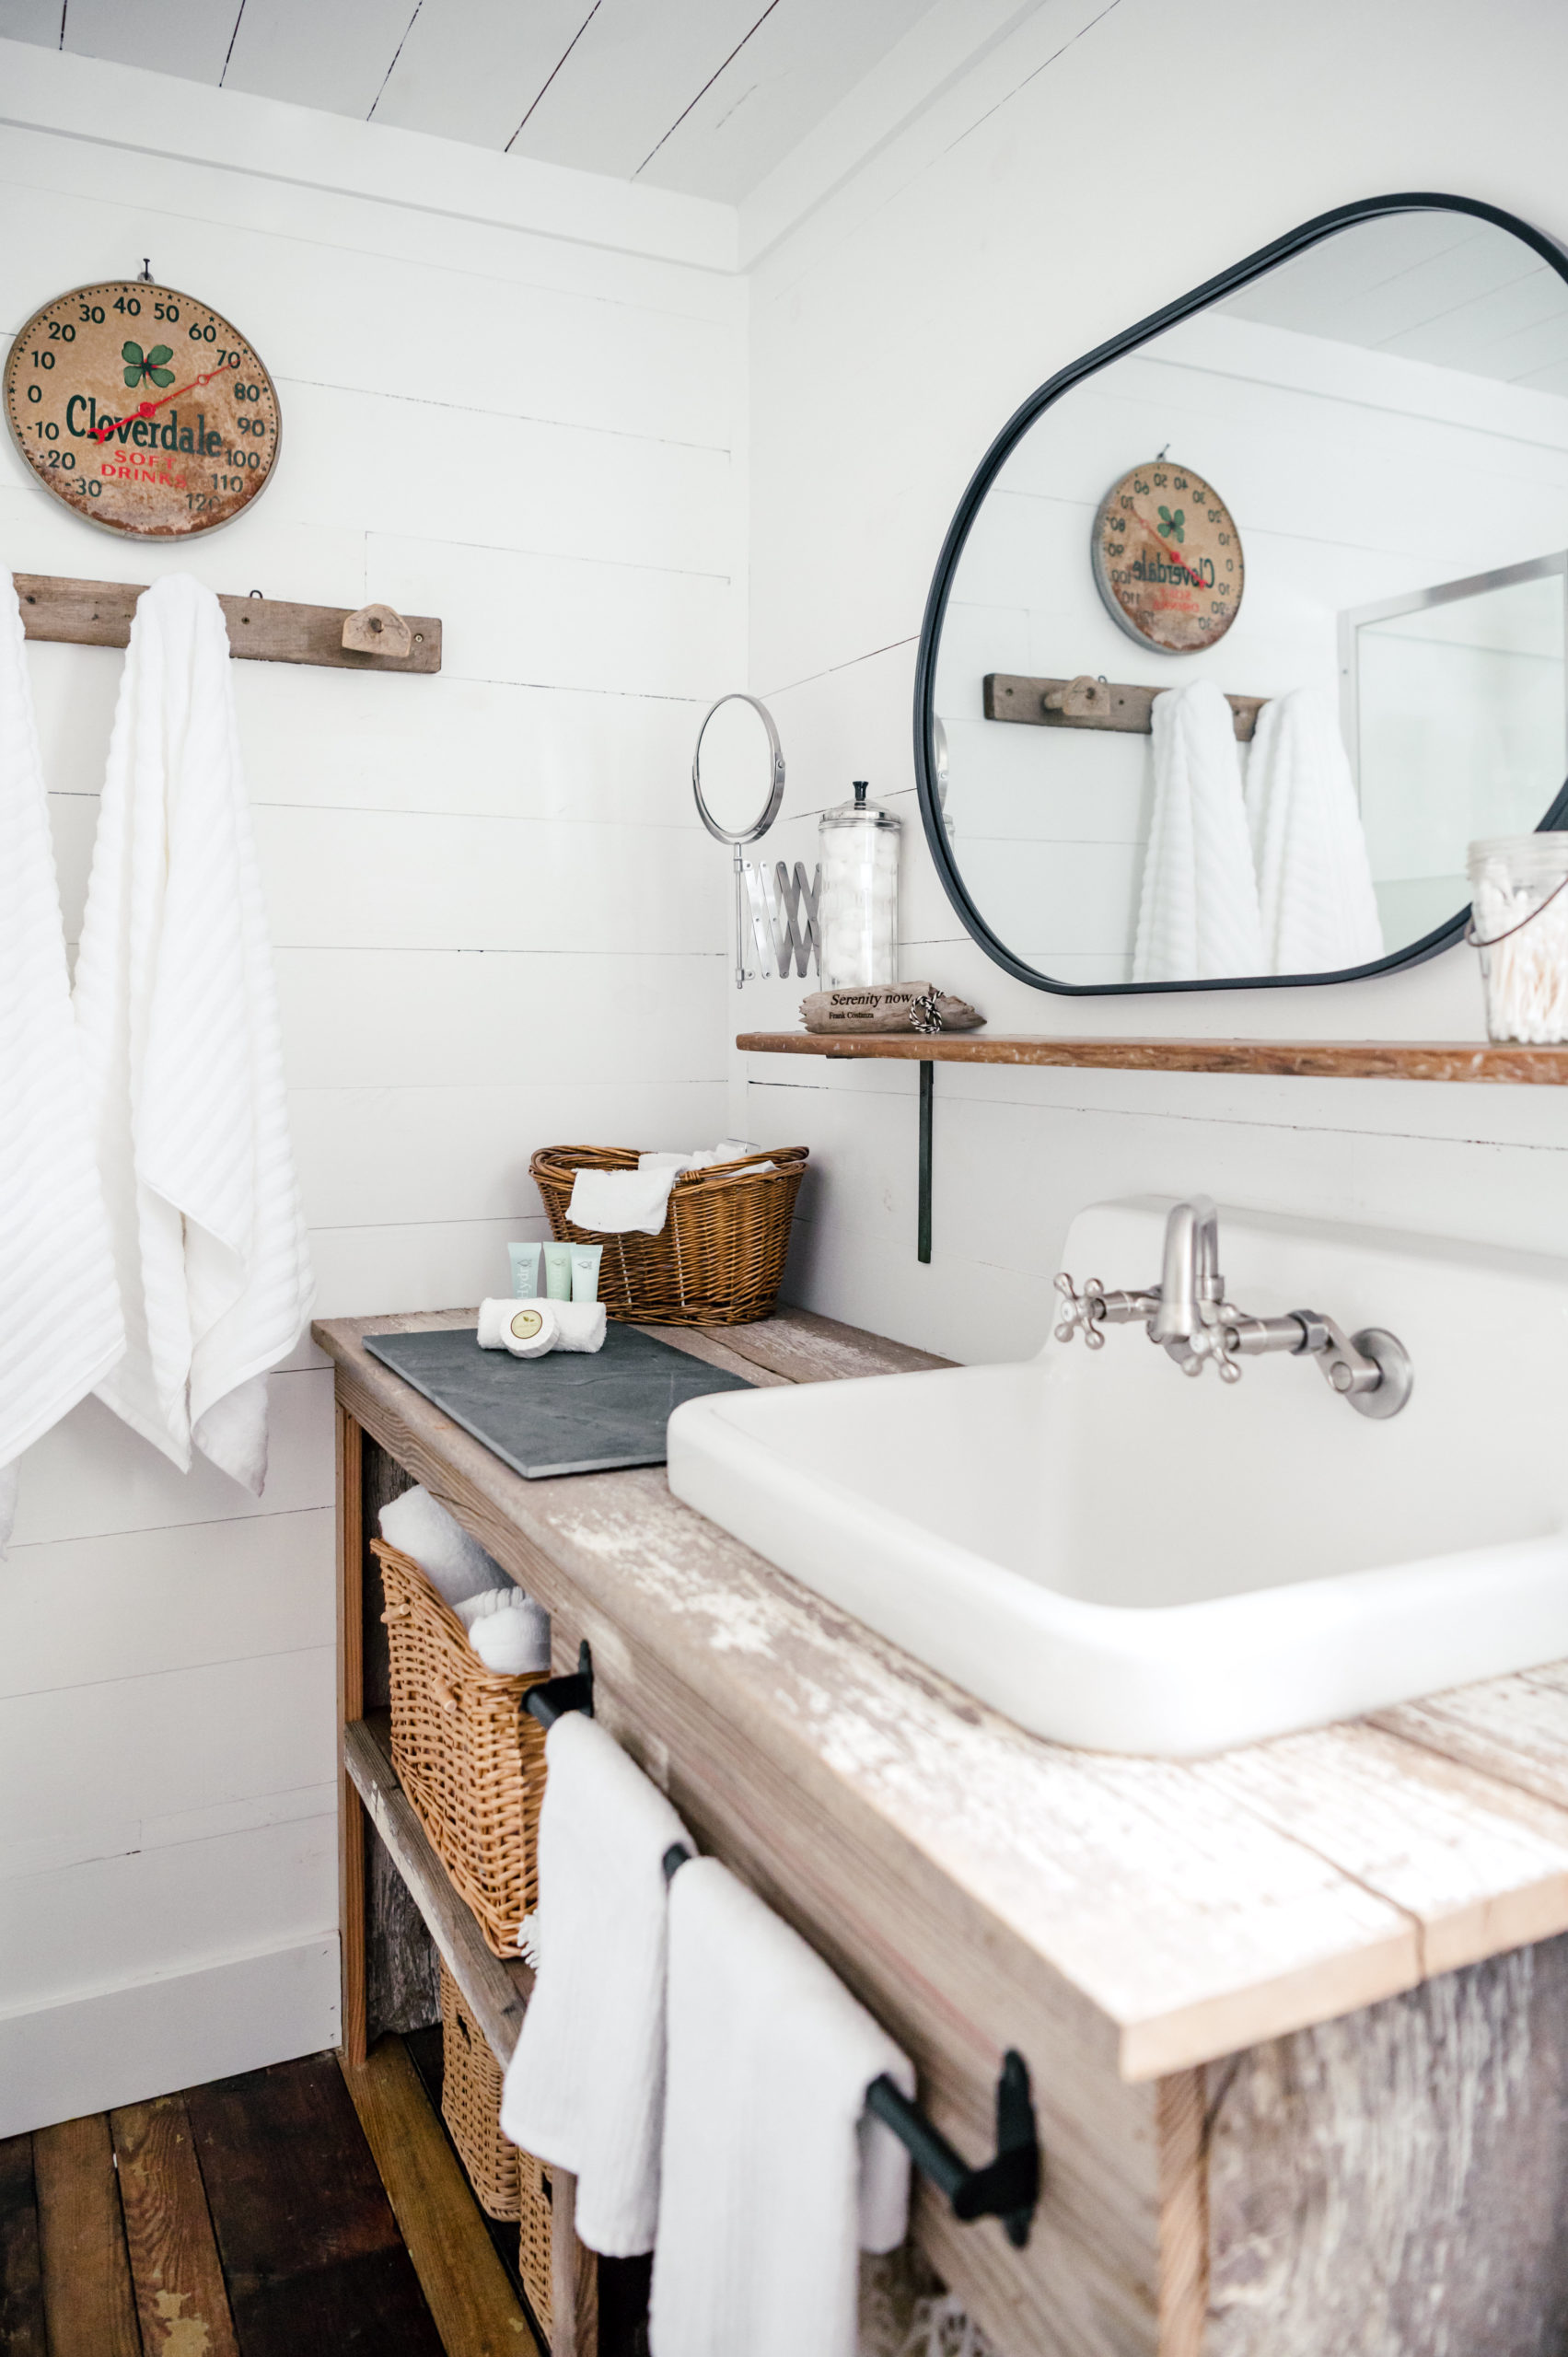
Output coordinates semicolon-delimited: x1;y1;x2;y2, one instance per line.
342;602;413;659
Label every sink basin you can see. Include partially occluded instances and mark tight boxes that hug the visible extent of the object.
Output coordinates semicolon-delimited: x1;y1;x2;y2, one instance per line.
668;1200;1568;1755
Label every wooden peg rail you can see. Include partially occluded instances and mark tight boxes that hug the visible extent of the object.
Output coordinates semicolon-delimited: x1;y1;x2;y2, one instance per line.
984;671;1264;740
14;571;443;673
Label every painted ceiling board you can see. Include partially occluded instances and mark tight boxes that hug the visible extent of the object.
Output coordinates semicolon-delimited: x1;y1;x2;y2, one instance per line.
62;0;239;83
368;0;589;147
636;0;938;201
221;0;418;117
0;0;66;41
508;0;777;181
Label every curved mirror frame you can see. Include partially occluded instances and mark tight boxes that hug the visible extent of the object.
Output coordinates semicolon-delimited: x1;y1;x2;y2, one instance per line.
692;691;785;847
913;192;1568;996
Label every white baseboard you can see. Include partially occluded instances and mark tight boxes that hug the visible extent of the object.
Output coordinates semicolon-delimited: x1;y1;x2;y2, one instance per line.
0;1934;340;2137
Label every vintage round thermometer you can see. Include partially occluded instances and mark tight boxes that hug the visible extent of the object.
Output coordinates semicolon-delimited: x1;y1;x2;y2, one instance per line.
1091;459;1244;653
4;280;281;538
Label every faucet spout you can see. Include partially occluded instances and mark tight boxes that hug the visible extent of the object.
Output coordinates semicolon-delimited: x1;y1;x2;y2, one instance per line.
1150;1196;1221;1346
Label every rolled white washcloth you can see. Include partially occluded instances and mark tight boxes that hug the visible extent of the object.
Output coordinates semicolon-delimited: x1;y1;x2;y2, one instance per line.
477;1297;607;1354
378;1486;512;1608
470;1599;552;1674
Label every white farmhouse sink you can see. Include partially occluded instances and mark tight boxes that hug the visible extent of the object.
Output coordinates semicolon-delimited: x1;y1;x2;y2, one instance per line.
668;1200;1568;1756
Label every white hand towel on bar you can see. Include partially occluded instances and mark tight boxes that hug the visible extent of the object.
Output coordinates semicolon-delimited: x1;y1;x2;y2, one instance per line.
649;1857;915;2357
72;575;313;1492
1132;679;1265;982
0;574;125;1553
1245;686;1385;975
499;1712;691;2255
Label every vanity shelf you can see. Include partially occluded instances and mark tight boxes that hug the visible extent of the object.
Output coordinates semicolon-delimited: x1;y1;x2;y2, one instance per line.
736;1032;1568;1083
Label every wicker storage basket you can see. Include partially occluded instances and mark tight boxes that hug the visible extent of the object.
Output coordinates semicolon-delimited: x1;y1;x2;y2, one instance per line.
374;1537;548;1957
529;1144;808;1326
517;2152;554;2340
437;1967;554;2334
439;1962;521;2219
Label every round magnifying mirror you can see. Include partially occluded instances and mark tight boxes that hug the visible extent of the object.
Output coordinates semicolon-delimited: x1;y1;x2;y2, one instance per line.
692;693;785;844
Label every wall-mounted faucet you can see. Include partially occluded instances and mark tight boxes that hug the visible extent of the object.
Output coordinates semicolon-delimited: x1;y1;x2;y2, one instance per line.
1054;1197;1412;1418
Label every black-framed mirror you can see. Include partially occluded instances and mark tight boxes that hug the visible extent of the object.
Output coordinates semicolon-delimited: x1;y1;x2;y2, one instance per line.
914;193;1568;996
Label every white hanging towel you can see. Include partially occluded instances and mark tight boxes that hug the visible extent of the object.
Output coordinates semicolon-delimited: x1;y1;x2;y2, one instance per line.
499;1712;691;2256
648;1856;915;2357
72;574;313;1492
0;576;125;1553
1245;686;1385;975
1132;679;1266;982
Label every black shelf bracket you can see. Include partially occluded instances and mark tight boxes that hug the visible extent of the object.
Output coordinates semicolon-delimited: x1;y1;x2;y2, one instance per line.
524;1639;594;1728
867;2051;1040;2247
918;1059;934;1263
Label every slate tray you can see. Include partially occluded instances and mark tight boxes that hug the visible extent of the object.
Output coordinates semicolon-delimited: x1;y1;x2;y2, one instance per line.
363;1321;752;1480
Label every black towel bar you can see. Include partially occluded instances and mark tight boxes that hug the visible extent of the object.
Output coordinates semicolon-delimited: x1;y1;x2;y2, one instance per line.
525;1639;594;1727
660;1842;1040;2245
866;2053;1040;2247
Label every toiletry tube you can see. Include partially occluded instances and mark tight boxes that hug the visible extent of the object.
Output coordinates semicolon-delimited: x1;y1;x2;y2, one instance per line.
501;1301;559;1358
570;1242;603;1303
542;1240;574;1300
508;1240;541;1298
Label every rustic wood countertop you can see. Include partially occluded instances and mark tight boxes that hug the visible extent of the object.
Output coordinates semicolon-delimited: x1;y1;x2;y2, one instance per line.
314;1304;1568;2086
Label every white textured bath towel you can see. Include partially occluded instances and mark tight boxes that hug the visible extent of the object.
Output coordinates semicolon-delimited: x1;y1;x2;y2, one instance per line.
0;575;125;1552
379;1485;513;1608
1246;686;1385;975
1133;680;1265;982
500;1713;691;2256
649;1857;915;2357
72;575;313;1492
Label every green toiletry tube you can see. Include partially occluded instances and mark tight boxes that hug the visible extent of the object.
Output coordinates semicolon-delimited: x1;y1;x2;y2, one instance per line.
507;1241;541;1297
542;1240;574;1300
570;1243;603;1303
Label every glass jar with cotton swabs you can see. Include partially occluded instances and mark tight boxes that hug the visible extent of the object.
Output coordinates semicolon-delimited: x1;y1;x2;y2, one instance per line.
1467;834;1568;1042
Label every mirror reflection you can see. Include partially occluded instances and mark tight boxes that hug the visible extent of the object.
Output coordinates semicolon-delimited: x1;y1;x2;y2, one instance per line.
928;207;1568;989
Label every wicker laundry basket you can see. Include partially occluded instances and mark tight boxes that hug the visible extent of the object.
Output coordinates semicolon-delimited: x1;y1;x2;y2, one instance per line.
374;1537;549;1957
529;1144;808;1326
437;1965;554;2335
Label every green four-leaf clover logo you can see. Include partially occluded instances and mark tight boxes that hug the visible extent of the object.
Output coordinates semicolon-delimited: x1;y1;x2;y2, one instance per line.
1157;504;1186;543
122;341;175;389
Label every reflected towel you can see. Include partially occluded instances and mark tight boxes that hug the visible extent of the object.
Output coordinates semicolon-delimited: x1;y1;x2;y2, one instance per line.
1133;681;1265;982
73;575;313;1492
649;1857;914;2357
0;575;125;1551
1246;687;1384;975
500;1713;691;2256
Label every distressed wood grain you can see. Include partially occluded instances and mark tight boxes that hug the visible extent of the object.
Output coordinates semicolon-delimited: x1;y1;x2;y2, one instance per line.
32;2111;140;2357
737;1032;1568;1084
0;2133;47;2357
1205;1934;1568;2357
338;1402;368;2072
13;573;442;672
186;2050;443;2357
338;2037;530;2357
112;2093;241;2357
1371;1663;1568;1814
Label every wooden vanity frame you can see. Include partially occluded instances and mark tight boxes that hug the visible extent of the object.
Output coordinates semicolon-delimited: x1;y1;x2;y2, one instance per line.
319;1306;1568;2357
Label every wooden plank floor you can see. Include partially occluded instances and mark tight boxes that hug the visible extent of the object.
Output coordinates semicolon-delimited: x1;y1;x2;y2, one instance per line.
0;2046;534;2357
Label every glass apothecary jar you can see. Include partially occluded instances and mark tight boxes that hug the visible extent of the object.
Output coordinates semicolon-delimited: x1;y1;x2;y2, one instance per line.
819;781;900;985
1468;833;1568;1042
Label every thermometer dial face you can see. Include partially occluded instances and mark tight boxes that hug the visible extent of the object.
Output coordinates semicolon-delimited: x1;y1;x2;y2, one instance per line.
4;280;281;538
1091;460;1244;652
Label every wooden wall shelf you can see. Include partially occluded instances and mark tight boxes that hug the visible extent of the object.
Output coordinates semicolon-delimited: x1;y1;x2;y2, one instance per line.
737;1033;1568;1085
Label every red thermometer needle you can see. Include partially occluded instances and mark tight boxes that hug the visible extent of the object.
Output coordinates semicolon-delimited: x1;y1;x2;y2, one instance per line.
91;358;239;443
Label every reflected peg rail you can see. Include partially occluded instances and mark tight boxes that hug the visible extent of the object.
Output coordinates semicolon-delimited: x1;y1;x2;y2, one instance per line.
984;671;1265;739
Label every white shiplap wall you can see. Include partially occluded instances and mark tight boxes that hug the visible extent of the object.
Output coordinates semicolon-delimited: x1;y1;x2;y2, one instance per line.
0;44;743;2132
738;0;1568;1366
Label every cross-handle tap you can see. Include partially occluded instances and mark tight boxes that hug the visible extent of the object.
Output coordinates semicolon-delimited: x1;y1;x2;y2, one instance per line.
1055;1200;1412;1419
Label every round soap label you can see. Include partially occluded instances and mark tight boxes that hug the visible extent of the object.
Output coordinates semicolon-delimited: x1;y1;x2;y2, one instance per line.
509;1308;545;1341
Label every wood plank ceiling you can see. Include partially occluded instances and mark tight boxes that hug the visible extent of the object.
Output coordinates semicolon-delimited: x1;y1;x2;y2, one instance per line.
3;0;941;201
